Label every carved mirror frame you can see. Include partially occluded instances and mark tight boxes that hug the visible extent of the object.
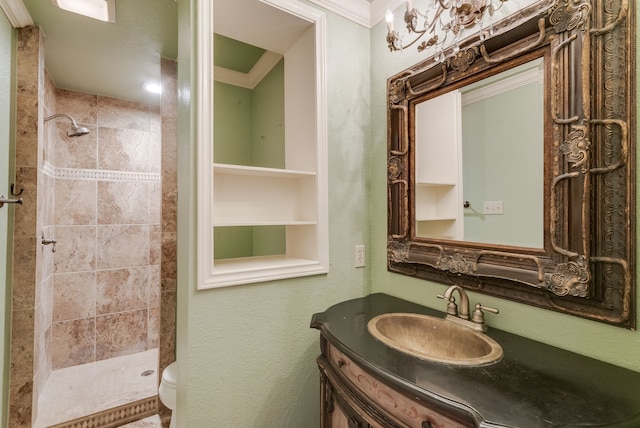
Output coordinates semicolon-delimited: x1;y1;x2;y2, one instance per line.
387;0;636;328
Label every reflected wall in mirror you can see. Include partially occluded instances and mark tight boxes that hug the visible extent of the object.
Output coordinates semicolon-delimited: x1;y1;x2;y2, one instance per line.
414;58;544;247
387;0;636;328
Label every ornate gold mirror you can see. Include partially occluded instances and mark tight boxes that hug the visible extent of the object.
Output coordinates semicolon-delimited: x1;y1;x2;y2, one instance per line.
387;0;636;328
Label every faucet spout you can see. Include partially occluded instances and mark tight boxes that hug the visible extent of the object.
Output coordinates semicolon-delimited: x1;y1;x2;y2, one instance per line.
442;285;470;320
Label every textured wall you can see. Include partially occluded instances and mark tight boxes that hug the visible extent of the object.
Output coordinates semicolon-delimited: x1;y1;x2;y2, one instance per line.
369;1;640;373
0;11;14;427
176;6;372;427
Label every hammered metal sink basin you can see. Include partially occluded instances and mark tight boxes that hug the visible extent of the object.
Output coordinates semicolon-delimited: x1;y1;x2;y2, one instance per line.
367;313;503;366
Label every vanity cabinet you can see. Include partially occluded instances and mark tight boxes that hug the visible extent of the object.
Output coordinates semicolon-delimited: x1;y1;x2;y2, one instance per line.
317;336;471;428
311;294;640;428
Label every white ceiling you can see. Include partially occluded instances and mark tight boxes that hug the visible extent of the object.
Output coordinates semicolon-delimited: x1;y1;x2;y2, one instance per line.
5;0;398;105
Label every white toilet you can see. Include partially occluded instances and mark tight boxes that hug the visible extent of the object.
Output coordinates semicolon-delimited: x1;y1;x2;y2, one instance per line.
159;362;177;428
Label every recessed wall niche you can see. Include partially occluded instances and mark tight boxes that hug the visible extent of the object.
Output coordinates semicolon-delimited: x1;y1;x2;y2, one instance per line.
198;0;328;289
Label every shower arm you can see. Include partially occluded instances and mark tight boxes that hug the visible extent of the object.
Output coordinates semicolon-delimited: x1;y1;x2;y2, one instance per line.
44;113;80;127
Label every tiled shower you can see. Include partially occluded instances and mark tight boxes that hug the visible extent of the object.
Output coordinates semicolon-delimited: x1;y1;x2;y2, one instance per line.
46;89;161;371
10;26;177;427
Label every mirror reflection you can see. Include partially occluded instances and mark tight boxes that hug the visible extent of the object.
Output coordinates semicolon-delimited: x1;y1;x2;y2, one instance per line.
414;58;544;248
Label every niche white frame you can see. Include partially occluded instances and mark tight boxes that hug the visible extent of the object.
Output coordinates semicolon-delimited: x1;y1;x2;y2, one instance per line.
197;0;329;289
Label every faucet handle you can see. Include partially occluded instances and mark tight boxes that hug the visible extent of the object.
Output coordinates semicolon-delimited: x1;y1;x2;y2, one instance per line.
437;294;458;316
471;303;499;325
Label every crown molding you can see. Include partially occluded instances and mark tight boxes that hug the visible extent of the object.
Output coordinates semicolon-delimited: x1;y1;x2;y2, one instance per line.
306;0;404;28
214;51;283;89
0;0;33;28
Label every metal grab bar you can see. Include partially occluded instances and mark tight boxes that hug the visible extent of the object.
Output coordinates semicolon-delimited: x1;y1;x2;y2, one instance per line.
0;195;23;208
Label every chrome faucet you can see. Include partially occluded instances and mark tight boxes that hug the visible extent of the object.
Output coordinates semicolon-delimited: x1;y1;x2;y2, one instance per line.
437;285;499;332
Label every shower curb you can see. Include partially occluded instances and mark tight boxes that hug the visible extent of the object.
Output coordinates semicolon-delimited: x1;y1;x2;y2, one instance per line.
46;396;158;428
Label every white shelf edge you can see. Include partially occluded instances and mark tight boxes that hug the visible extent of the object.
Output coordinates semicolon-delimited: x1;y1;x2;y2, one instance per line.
213;221;317;227
213;163;316;177
416;217;457;222
416;181;457;187
199;256;328;289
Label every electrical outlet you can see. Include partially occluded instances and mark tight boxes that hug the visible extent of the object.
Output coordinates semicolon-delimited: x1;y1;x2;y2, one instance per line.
355;245;365;268
483;201;504;215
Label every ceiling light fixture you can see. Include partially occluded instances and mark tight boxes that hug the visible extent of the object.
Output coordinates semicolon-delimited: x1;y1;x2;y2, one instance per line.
143;82;162;94
386;0;507;61
52;0;115;23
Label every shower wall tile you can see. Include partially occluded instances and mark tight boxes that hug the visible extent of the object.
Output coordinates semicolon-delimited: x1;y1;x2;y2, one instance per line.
149;225;161;266
159;58;178;408
53;122;98;169
53;225;97;273
149;132;162;173
52;318;96;369
36;272;53;334
44;71;56;118
43;169;56;229
160;192;177;233
97;225;149;269
33;326;51;416
98;127;151;172
11;308;35;384
96;310;147;360
12;237;37;311
149;182;162;224
96;267;149;315
55;179;97;225
56;89;98;125
160;232;177;281
150;105;161;134
16;26;40;97
9;381;33;428
98;97;150;131
148;266;161;308
98;181;148;225
13;167;37;240
148;306;160;349
15;95;39;168
43;72;56;168
53;272;97;322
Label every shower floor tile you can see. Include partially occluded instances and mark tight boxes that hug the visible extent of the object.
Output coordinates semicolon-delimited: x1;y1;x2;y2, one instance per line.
34;348;159;428
120;414;162;427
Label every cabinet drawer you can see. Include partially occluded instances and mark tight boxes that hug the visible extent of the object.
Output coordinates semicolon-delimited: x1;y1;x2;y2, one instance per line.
327;343;471;428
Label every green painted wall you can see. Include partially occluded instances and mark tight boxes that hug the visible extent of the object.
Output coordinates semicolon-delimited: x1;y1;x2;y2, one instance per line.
462;78;544;247
370;3;640;373
213;59;286;259
175;1;640;427
177;3;371;427
0;10;14;428
252;59;285;169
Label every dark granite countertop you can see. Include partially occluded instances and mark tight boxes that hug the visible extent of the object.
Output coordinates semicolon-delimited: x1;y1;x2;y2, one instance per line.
310;293;640;428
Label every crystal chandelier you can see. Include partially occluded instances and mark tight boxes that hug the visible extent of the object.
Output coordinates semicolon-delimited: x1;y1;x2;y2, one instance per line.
386;0;508;60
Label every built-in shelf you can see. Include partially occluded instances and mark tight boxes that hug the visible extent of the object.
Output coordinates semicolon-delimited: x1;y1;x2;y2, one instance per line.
213;163;316;178
198;0;328;289
414;90;463;240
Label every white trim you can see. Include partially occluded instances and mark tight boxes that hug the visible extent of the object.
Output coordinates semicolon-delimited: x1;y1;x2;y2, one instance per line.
214;51;283;89
305;0;404;28
369;0;404;28
306;0;369;27
461;66;543;106
197;0;329;289
0;0;33;28
196;0;215;288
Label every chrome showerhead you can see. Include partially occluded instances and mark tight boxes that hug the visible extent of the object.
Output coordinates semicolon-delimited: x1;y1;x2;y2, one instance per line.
44;113;90;137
